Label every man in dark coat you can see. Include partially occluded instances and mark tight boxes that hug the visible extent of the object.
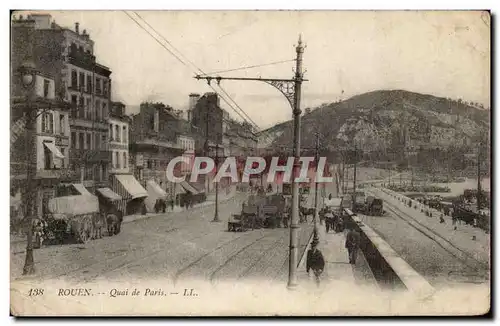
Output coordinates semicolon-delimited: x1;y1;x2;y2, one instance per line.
306;239;325;286
345;223;361;264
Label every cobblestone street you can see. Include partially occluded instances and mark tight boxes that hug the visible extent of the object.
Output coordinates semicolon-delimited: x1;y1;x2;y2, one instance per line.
11;192;313;284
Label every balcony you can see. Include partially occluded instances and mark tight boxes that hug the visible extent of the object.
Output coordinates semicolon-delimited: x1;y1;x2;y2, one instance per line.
10;162;78;181
70;149;112;163
70;118;108;130
68;48;96;71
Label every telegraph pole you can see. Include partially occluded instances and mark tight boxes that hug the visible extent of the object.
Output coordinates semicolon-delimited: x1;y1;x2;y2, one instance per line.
353;144;357;206
195;35;305;289
312;132;320;244
477;135;482;211
212;142;220;222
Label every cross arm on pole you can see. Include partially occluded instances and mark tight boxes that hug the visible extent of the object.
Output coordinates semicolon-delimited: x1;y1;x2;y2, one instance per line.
194;75;308;111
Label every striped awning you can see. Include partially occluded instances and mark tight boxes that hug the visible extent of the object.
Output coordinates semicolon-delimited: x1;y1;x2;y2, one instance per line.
97;187;122;201
147;180;168;199
111;174;148;200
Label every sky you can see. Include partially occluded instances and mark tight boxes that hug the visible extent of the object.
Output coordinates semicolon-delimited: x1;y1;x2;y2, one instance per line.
16;10;490;129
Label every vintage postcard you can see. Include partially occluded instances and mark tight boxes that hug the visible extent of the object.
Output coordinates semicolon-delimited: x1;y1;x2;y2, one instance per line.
10;10;490;316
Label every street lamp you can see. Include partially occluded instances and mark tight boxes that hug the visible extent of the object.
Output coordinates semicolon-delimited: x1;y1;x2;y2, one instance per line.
195;35;306;289
19;61;37;275
212;142;221;222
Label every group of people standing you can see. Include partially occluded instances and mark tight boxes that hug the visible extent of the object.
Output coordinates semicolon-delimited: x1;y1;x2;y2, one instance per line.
306;193;361;287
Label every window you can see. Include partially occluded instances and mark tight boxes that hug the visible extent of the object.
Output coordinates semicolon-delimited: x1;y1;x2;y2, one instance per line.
109;124;113;140
95;99;100;120
41;112;53;133
71;69;77;88
87;74;92;92
95;77;101;94
78;132;84;150
96;103;101;121
115;125;120;142
147;160;152;169
43;144;53;169
103;80;108;97
122;126;127;143
95;133;100;151
102;102;107;120
71;131;76;148
86;133;92;150
115;152;120;169
112;151;116;168
123;152;127;168
78;96;85;119
79;72;85;91
71;95;77;118
59;115;65;134
101;134;107;150
43;79;50;98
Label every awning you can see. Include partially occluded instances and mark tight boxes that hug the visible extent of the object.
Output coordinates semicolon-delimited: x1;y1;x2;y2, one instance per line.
97;187;122;201
112;174;148;200
180;181;200;195
44;142;64;158
174;182;186;195
48;195;99;216
72;183;93;196
147;180;168;198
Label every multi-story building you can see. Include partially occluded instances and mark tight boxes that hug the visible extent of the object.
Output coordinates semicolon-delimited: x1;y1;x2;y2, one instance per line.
11;23;73;219
109;101;130;174
130;102;205;211
13;14;112;194
223;118;258;157
190;92;224;153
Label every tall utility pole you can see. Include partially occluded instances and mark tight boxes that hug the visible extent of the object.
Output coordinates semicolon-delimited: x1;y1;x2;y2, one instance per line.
352;144;357;206
312;132;320;244
213;142;220;222
195;35;306;289
22;109;37;275
344;162;349;194
477;135;482;211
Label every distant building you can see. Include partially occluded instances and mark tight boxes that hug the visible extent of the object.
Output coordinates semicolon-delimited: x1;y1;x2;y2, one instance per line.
130;102;203;210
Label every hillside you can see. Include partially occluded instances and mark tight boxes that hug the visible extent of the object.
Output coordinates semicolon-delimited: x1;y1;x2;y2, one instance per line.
258;90;490;155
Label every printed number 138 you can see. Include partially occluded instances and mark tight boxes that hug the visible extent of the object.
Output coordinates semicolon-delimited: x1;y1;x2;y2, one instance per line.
28;289;44;296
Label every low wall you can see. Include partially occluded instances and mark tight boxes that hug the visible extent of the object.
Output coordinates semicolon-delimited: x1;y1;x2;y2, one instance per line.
343;208;435;299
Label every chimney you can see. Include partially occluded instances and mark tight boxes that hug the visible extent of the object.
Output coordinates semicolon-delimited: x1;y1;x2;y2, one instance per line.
188;93;200;110
75;22;80;34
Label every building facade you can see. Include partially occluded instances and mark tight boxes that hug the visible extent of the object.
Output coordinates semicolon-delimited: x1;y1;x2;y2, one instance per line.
109;102;130;174
13;14;112;194
10;50;73;218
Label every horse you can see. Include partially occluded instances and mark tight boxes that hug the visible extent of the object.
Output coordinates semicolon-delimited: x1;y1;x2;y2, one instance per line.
299;207;315;223
106;214;121;236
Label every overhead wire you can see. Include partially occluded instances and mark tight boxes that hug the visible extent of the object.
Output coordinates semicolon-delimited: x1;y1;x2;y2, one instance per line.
200;59;295;76
134;12;260;130
125;11;279;143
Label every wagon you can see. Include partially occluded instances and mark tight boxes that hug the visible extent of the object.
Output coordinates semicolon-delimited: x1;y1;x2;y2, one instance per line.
46;195;103;244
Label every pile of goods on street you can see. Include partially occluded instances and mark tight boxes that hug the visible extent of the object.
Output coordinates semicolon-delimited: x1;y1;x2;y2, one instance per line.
227;190;312;232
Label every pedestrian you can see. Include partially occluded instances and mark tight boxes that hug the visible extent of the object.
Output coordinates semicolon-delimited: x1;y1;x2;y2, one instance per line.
345;223;361;264
306;239;325;287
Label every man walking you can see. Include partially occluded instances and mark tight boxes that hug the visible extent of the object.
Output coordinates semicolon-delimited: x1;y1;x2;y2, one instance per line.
306;239;325;287
345;223;361;264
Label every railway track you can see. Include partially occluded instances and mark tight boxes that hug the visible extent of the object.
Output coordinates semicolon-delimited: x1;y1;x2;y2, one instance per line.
373;193;489;281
